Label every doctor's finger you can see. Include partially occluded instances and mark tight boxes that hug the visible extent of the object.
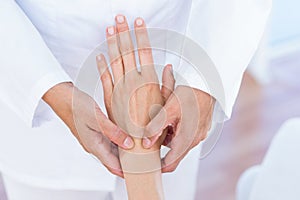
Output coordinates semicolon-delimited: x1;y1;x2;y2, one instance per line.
143;102;178;148
115;15;137;74
161;133;191;173
95;109;134;150
134;17;157;79
162;114;198;172
161;64;175;102
91;133;124;177
96;54;113;112
106;26;124;83
161;147;189;173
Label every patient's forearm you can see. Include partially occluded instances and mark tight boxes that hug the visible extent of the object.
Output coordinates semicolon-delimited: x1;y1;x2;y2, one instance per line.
119;137;165;200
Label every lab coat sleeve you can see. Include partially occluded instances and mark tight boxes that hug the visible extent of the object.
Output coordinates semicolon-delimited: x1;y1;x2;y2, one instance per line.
182;0;272;121
0;0;72;127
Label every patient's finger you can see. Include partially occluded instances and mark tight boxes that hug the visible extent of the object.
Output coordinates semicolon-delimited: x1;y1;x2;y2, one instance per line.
134;17;156;79
96;54;113;118
161;64;175;102
106;26;123;83
115;15;137;75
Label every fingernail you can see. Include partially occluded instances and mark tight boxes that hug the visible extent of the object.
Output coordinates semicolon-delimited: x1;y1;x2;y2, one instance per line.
116;15;125;23
123;137;134;148
107;26;115;35
168;64;173;73
143;137;151;148
96;55;102;61
136;18;143;26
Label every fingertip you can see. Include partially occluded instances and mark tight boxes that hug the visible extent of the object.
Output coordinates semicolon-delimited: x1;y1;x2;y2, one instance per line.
142;137;152;148
106;26;116;37
166;64;172;71
164;64;173;76
115;14;125;24
161;160;176;173
115;14;129;33
135;17;144;27
96;55;101;62
96;54;107;75
116;170;124;178
123;136;134;149
109;168;124;178
96;54;104;62
169;65;173;74
161;158;171;173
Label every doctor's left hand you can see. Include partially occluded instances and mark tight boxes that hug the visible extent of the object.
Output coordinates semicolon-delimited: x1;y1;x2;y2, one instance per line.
143;86;215;173
43;82;134;177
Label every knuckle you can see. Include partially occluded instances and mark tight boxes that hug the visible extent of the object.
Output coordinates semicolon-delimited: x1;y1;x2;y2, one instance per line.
107;127;122;144
140;48;152;57
107;37;117;46
111;57;123;66
101;74;111;83
121;45;134;55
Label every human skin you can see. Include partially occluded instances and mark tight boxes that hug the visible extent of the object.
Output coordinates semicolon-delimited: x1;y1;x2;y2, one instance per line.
97;15;175;200
42;81;130;177
144;85;215;172
43;11;215;198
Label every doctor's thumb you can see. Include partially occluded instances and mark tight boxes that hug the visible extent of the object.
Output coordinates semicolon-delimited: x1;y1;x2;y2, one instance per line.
143;106;173;148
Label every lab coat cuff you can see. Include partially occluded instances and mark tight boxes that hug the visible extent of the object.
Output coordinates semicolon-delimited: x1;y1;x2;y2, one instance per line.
175;67;228;124
28;70;73;127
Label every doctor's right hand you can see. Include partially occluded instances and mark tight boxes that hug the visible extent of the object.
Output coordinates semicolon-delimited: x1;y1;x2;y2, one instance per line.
43;82;134;177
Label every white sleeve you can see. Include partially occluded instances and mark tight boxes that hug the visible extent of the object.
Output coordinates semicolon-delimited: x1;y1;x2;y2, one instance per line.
181;0;272;121
0;0;72;127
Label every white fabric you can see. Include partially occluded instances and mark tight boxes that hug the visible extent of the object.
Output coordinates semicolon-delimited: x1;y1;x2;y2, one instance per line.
0;100;116;192
0;0;72;127
2;174;111;200
185;0;272;119
0;0;271;127
237;118;300;200
0;98;203;198
0;0;271;197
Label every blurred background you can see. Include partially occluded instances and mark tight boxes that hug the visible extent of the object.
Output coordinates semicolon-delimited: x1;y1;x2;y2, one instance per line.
1;0;300;199
195;0;300;199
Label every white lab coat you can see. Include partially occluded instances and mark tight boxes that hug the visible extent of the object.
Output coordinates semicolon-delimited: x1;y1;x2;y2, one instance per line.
0;0;271;199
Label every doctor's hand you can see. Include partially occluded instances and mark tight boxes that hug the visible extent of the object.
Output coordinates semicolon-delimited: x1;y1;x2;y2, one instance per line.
143;86;215;173
42;82;134;177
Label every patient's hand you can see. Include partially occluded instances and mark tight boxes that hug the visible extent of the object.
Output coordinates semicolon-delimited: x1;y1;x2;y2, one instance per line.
97;15;175;199
96;15;174;151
